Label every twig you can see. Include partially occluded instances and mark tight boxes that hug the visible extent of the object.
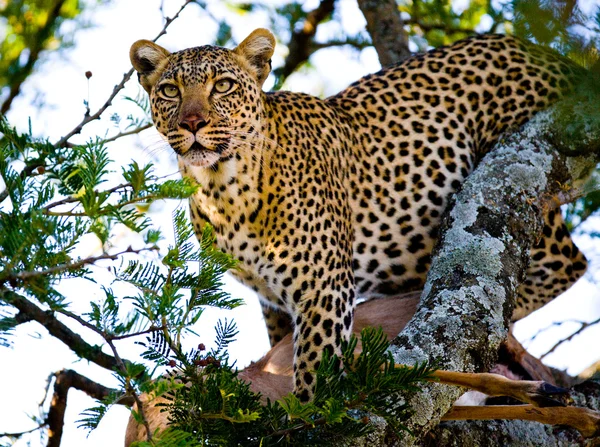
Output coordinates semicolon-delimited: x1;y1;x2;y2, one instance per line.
540;316;600;360
54;0;193;148
42;182;132;212
54;308;164;343
110;325;164;341
101;123;153;145
106;333;154;442
0;422;47;439
9;246;157;282
44;193;165;216
524;318;589;344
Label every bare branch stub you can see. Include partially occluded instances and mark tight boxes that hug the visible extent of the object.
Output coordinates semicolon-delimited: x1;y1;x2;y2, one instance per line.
357;0;411;66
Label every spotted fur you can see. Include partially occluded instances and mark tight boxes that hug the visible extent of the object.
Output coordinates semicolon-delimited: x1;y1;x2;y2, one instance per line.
131;29;587;402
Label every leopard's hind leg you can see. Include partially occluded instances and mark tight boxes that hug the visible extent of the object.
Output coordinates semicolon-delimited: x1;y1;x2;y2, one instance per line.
514;209;587;321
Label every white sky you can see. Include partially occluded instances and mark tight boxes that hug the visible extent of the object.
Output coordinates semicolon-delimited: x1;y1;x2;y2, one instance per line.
1;0;599;446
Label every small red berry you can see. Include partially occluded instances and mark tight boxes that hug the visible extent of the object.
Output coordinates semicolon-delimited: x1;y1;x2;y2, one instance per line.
168;360;176;367
85;71;92;79
198;343;206;351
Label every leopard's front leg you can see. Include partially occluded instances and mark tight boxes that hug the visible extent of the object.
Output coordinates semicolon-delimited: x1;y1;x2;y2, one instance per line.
289;269;356;402
261;303;293;347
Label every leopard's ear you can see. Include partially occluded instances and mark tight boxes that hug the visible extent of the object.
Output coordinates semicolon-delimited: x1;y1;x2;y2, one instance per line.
130;40;171;93
233;28;275;86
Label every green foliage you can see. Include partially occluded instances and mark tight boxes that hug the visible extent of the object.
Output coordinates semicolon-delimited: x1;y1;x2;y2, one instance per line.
0;115;241;439
0;118;198;303
122;92;153;130
400;0;491;48
0;308;16;348
116;214;241;347
156;327;434;446
130;428;203;447
77;398;113;432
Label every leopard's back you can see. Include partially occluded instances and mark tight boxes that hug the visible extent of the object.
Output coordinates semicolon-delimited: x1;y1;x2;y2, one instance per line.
325;34;586;307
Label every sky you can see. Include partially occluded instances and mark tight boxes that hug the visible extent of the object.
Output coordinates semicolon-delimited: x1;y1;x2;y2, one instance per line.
1;0;600;446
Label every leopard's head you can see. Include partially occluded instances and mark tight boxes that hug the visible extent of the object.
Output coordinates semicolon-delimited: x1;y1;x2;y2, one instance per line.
130;29;275;168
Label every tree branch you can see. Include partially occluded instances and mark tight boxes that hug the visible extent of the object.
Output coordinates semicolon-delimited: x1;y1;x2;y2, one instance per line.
101;122;153;145
381;91;600;444
0;422;47;439
47;369;121;447
4;290;131;371
357;0;411;66
272;0;335;90
5;246;156;283
4;292;148;444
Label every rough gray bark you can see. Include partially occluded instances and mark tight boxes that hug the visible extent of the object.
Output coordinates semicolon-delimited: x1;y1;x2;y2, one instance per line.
356;0;411;65
353;91;600;445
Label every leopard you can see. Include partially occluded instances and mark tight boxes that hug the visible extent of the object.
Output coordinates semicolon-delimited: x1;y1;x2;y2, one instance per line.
130;28;588;402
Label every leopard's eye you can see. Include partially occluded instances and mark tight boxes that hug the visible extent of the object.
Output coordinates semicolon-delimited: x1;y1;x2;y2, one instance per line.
213;79;234;94
159;84;179;98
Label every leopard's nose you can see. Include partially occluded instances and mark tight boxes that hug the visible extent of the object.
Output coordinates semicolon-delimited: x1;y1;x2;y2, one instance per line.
179;114;209;133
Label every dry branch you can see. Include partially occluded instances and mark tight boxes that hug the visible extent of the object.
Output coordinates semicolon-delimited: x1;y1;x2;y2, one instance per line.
425;379;600;447
441;404;600;438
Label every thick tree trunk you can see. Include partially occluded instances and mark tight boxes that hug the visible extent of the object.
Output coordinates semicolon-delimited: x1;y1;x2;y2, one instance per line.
356;0;411;65
353;88;600;445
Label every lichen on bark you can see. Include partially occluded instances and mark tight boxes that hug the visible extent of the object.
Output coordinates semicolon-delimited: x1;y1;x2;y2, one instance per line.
367;93;600;446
